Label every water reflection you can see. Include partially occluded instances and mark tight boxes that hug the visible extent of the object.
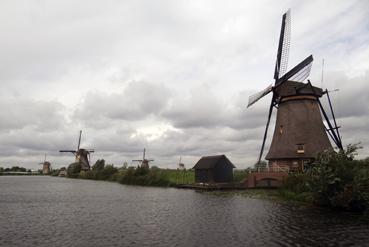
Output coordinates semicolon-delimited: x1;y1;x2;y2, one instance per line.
0;176;368;247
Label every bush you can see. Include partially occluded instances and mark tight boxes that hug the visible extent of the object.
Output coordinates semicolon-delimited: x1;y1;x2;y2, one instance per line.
67;162;82;178
279;144;369;212
50;169;60;176
234;169;250;183
97;165;118;180
308;144;369;212
118;167;172;187
282;173;311;194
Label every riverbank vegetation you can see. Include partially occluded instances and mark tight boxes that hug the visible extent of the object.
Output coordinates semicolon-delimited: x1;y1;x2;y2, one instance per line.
66;159;249;187
0;166;40;175
62;144;368;212
280;144;369;212
66;159;172;186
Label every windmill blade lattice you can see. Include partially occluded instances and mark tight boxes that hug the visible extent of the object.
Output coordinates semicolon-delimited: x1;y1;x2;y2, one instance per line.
289;62;312;82
274;9;291;81
276;55;313;86
247;84;273;108
278;9;291;79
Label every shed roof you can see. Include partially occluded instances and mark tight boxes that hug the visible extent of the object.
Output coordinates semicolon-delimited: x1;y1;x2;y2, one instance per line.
193;155;236;169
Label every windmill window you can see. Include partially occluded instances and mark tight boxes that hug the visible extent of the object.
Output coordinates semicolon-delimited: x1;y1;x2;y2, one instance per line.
296;144;305;154
279;125;284;134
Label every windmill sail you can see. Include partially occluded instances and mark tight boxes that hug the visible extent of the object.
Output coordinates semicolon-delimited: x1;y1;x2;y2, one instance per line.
289;62;312;82
247;84;273;108
276;55;313;86
274;9;291;81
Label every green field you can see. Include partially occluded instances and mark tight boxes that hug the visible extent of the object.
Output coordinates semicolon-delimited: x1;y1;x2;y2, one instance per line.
161;168;248;184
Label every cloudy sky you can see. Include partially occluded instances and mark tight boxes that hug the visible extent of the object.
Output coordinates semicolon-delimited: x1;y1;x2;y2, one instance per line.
1;0;368;169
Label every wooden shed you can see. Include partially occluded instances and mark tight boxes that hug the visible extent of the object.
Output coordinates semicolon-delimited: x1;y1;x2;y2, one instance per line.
193;155;235;183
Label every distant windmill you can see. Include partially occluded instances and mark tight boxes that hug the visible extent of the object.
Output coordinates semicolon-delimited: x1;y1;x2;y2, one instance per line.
132;148;154;169
176;156;188;184
59;130;94;171
178;156;185;170
39;154;51;175
247;9;342;171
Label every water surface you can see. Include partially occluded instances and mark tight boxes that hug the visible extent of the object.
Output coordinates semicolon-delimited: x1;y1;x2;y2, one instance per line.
0;176;368;247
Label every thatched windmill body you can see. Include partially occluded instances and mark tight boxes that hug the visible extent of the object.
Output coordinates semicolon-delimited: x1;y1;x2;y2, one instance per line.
39;154;51;174
132;148;154;169
248;10;342;171
59;130;94;171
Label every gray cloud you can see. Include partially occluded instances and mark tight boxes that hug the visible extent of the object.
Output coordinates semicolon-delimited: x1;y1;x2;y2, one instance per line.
0;98;66;132
74;81;171;127
0;0;368;169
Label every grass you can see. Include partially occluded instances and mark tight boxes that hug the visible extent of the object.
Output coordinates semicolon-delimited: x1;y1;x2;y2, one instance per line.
162;169;195;184
157;168;248;184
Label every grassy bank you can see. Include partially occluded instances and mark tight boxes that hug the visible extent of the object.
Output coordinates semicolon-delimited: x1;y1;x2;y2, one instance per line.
66;160;195;187
0;166;41;175
0;172;41;176
66;159;250;187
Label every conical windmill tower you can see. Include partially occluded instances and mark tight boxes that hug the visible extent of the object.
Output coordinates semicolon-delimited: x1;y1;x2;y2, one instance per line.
59;130;95;171
132;148;154;169
248;10;342;171
39;154;51;175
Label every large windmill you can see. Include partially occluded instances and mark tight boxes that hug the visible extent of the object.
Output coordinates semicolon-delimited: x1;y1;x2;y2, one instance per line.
132;148;154;169
59;130;94;171
39;154;51;175
247;10;342;171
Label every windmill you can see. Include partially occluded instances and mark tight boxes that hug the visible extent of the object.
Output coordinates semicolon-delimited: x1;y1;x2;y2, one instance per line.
59;130;94;171
178;156;185;170
39;154;51;175
176;156;188;184
247;10;342;172
132;148;154;169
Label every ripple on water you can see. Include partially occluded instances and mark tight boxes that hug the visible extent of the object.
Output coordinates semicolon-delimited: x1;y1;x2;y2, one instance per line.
0;176;368;247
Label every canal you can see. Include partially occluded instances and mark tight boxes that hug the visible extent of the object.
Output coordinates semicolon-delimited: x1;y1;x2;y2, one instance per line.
0;176;368;247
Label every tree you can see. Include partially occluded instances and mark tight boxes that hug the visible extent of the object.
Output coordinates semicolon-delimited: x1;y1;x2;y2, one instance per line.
254;160;267;171
92;159;105;171
122;162;128;170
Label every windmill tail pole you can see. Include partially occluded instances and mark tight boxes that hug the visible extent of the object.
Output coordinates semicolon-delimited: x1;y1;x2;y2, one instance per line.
306;81;342;150
258;99;274;168
317;98;343;150
325;89;342;144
